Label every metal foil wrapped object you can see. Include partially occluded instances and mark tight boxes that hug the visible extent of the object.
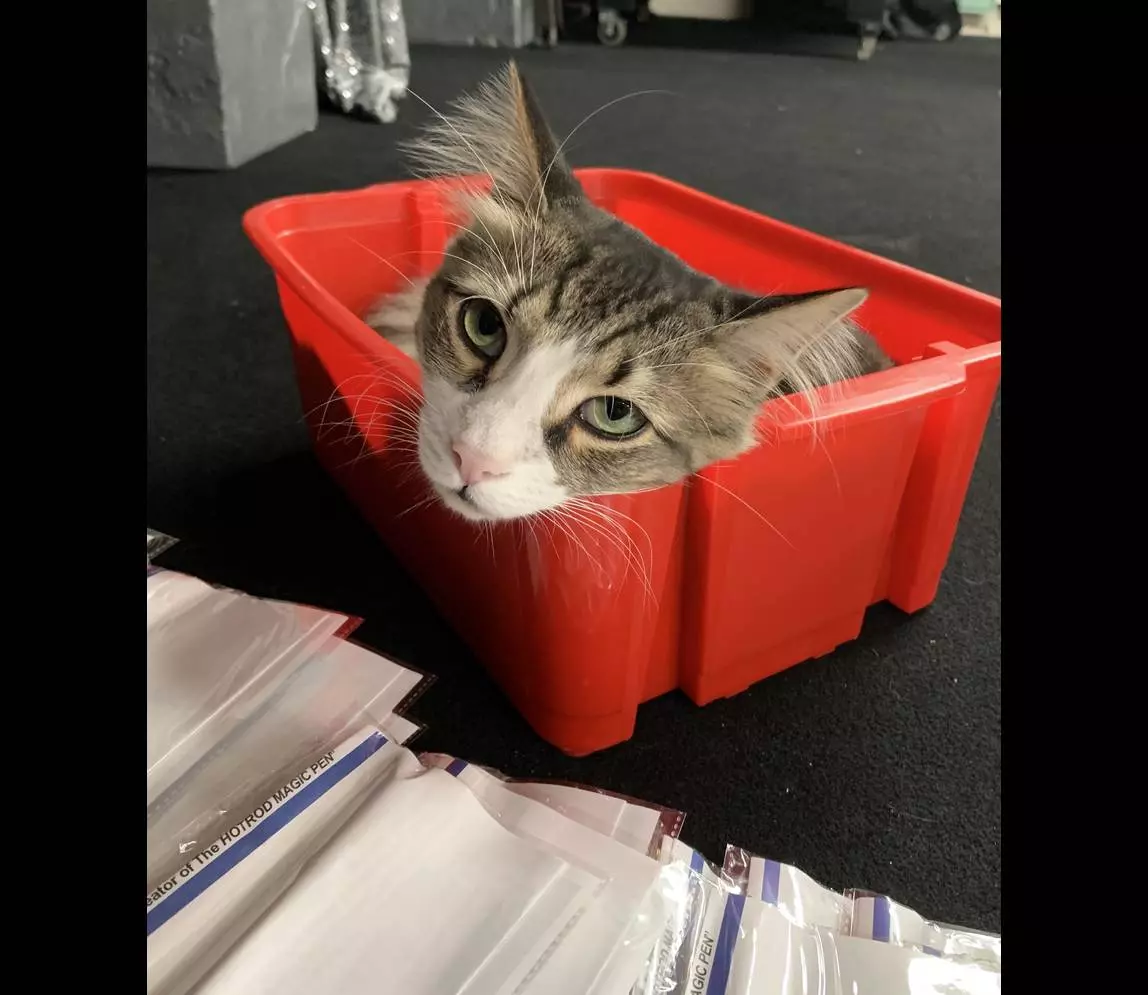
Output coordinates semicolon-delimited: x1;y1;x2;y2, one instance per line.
309;0;410;122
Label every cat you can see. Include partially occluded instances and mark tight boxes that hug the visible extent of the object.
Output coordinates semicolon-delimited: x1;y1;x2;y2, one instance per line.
365;63;892;523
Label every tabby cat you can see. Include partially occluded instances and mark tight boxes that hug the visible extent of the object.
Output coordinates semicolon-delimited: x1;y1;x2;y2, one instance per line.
366;64;891;523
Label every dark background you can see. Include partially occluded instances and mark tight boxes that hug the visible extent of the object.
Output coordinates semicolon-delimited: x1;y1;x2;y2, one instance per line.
147;40;1001;931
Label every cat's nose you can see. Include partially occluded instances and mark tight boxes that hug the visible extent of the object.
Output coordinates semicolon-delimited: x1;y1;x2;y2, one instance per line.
452;442;510;486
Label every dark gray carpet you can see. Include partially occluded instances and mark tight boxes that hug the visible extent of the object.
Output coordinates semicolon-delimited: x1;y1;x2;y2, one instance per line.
147;39;1001;931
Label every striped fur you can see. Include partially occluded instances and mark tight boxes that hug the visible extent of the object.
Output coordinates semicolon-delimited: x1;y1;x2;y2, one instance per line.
365;64;892;522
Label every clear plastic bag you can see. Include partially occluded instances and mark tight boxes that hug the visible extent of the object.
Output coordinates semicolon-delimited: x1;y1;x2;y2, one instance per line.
147;728;407;995
731;899;1001;994
632;840;739;995
723;846;852;931
713;847;1001;993
422;754;684;857
378;710;422;747
146;568;358;808
638;876;1000;995
722;846;1001;974
148;636;431;889
146;565;438;995
429;757;675;995
191;750;609;995
845;890;1002;970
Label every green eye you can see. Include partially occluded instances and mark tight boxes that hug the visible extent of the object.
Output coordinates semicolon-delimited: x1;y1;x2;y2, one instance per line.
578;396;648;438
459;298;507;360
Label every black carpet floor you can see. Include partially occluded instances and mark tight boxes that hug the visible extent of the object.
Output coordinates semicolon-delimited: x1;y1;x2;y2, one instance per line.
147;39;1001;931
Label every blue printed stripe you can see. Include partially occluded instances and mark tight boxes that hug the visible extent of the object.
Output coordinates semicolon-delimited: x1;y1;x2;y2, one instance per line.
761;859;781;905
146;732;388;936
707;893;746;995
673;851;708;986
872;896;892;942
445;757;468;777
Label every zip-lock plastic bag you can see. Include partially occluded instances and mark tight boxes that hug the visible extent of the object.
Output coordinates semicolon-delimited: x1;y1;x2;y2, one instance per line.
631;840;738;995
715;848;1000;993
146;567;438;995
435;757;676;995
193;750;607;995
147;727;406;995
422;754;684;857
146;568;358;808
727;897;1000;994
722;846;852;932
424;758;735;995
148;637;431;889
723;847;1001;973
636;878;1000;995
845;890;1001;970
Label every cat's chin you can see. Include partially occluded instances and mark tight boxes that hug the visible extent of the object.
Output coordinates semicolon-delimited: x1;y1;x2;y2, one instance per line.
433;484;495;523
428;480;566;524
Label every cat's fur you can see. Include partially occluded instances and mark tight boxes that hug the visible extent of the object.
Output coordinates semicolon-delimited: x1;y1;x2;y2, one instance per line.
365;63;892;523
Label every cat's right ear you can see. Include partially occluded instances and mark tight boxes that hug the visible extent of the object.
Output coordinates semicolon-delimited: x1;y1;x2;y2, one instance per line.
403;62;584;214
716;288;870;397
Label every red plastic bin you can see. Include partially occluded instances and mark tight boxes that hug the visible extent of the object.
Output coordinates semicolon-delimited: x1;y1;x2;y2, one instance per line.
243;169;1001;756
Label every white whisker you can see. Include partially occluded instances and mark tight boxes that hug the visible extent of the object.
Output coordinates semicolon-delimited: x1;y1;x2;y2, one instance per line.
702;475;795;549
402;88;518;286
342;235;415;288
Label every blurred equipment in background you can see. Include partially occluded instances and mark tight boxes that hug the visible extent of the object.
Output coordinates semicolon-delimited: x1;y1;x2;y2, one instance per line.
404;1;562;48
955;0;1000;37
147;0;319;169
565;0;971;58
880;0;963;42
596;0;752;47
310;0;411;122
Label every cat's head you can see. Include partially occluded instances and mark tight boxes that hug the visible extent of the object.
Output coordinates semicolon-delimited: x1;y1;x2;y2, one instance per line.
397;64;877;523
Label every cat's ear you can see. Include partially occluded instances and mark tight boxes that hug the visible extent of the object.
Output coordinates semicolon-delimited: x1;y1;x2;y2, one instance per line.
716;288;870;396
404;61;584;212
507;64;585;208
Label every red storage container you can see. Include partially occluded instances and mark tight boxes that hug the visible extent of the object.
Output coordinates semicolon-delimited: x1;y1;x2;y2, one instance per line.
244;169;1001;756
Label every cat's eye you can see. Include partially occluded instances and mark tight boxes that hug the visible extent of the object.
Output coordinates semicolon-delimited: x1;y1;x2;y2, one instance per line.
459;298;507;360
578;396;648;438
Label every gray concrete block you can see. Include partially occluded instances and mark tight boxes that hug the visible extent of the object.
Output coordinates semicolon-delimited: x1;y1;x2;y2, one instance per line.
147;0;318;170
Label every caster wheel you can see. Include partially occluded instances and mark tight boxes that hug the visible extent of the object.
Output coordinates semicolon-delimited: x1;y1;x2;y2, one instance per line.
597;9;628;46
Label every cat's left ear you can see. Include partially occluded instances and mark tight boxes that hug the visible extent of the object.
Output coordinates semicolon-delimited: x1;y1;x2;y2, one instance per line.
716;288;870;395
504;63;585;210
404;62;584;213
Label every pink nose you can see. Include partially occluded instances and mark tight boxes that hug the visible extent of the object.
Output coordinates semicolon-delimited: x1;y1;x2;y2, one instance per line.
452;442;510;486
